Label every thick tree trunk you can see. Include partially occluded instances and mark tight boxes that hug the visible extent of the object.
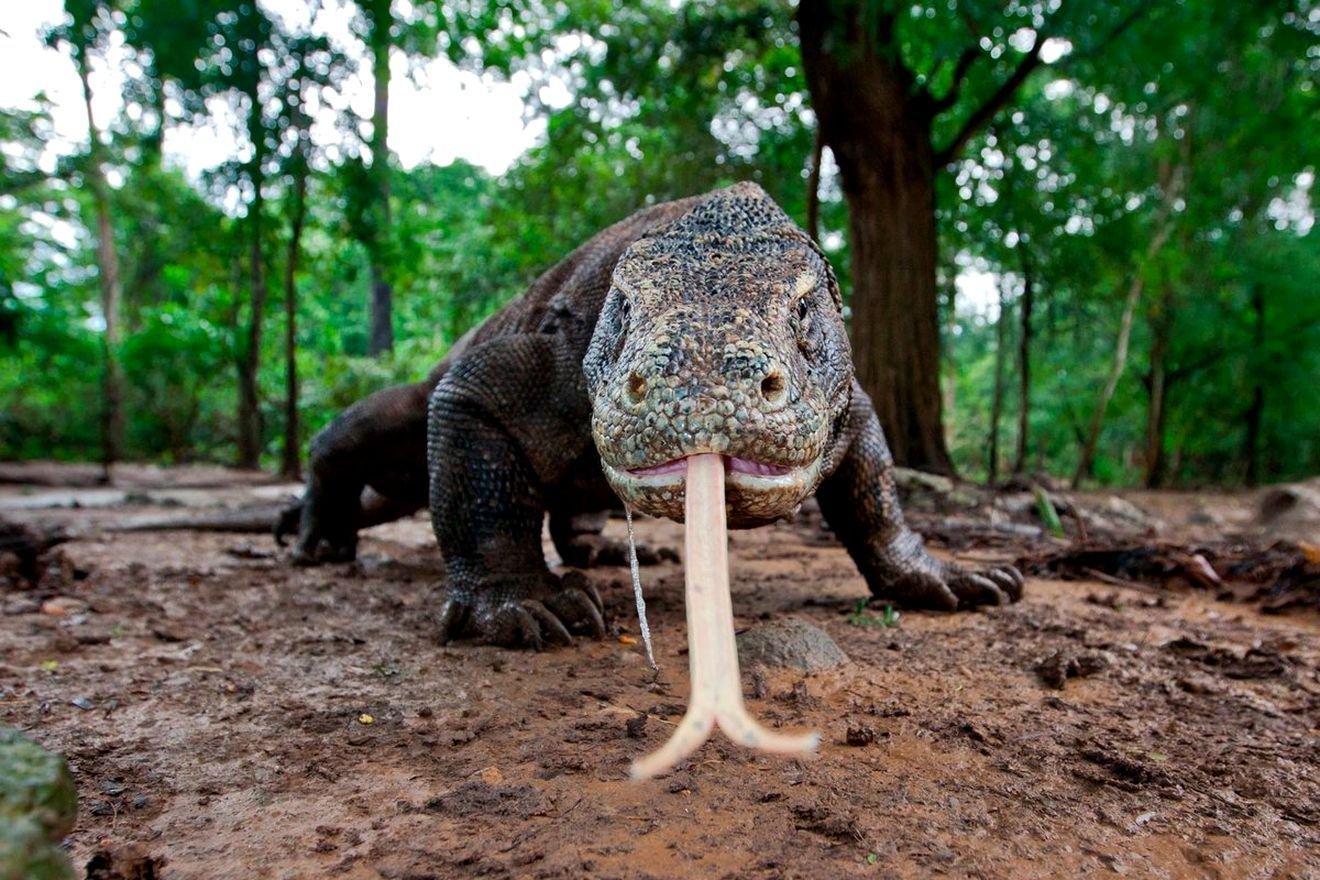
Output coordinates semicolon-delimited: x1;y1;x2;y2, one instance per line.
76;53;123;483
987;281;1009;484
237;192;267;470
366;1;394;357
797;1;952;472
281;169;307;481
1012;259;1034;475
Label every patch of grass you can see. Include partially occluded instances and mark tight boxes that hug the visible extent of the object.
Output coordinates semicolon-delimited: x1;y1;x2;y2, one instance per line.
845;600;900;628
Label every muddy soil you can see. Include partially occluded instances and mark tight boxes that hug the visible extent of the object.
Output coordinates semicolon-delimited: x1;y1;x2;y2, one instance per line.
2;467;1318;879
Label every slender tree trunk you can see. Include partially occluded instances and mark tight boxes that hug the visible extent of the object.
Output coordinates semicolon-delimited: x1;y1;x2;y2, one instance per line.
76;53;124;483
367;0;394;356
1142;287;1173;487
798;1;951;472
987;281;1010;484
1243;283;1265;486
1073;153;1186;488
1072;275;1144;488
237;187;267;470
281;168;307;480
1011;258;1034;476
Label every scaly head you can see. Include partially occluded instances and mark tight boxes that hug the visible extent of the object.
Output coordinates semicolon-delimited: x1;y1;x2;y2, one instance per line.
583;182;854;527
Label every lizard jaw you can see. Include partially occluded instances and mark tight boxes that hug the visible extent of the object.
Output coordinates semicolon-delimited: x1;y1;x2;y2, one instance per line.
601;455;822;525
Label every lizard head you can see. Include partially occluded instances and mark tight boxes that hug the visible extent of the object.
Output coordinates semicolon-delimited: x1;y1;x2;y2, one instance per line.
583;182;854;528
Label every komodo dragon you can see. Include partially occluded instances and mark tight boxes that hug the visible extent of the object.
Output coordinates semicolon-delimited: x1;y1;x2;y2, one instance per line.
276;182;1023;647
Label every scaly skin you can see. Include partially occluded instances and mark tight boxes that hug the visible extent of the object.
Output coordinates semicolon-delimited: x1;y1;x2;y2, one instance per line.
282;183;1022;647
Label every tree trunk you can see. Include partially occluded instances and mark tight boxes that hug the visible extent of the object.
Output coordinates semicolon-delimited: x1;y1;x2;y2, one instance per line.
76;51;123;483
1072;274;1143;487
797;1;952;473
987;280;1009;484
281;167;308;480
1012;258;1034;476
1073;152;1185;488
366;0;394;357
1243;283;1265;486
237;188;267;470
1142;286;1173;488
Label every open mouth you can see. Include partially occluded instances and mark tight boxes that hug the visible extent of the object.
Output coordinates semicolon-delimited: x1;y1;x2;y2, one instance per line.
603;451;822;524
626;455;794;479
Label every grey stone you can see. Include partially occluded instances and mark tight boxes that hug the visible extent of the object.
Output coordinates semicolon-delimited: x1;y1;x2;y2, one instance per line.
737;617;849;672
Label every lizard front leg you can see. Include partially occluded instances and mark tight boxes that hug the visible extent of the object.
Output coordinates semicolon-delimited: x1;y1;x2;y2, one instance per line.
815;384;1023;610
427;336;606;649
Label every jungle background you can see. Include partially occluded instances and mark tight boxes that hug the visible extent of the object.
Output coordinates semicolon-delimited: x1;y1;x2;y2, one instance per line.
0;0;1316;489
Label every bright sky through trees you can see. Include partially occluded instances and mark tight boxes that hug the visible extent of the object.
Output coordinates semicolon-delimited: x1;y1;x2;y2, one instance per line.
0;0;543;178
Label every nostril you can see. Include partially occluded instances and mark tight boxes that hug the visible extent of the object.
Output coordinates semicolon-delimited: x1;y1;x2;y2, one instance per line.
626;372;648;405
760;372;787;405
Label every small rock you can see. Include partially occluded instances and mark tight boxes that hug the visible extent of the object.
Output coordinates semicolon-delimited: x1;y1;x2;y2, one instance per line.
1037;649;1112;689
736;618;849;672
1259;484;1320;521
845;725;881;747
1103;496;1150;526
625;714;648;739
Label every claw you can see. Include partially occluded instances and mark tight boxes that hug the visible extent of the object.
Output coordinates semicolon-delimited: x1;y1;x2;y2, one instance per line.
510;605;546;651
963;573;1009;606
434;597;467;646
522;599;575;647
986;566;1025;601
549;588;607;639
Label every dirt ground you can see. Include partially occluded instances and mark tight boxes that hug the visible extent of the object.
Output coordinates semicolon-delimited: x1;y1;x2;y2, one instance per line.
2;465;1318;880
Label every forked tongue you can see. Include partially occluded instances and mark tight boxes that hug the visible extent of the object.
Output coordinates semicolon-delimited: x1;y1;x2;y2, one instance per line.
630;453;820;779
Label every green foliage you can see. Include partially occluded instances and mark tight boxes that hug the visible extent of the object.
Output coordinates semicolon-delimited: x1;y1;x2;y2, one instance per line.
845;600;900;628
0;0;1314;486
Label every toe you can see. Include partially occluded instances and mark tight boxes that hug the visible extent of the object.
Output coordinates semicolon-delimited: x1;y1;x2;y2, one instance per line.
986;566;1025;602
434;597;467;646
888;573;960;611
521;600;574;647
953;573;1010;607
548;588;607;639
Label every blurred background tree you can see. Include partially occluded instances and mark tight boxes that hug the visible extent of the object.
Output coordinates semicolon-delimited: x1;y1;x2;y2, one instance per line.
0;0;1315;487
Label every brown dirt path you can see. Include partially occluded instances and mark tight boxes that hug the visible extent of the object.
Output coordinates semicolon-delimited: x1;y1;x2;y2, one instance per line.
2;475;1318;879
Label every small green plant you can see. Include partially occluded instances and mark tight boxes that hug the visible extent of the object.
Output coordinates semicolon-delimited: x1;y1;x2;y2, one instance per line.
845;600;900;628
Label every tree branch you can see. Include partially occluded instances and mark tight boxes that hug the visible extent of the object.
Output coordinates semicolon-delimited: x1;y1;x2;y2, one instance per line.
934;36;1044;166
927;46;981;116
1059;3;1153;68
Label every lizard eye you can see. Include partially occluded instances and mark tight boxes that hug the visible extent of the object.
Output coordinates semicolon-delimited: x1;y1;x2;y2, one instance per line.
795;293;820;360
796;296;811;322
607;292;631;362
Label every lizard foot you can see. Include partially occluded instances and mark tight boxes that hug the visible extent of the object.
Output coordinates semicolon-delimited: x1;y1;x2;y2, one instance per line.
563;537;679;568
879;561;1025;611
435;571;607;650
273;499;302;547
288;531;358;566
